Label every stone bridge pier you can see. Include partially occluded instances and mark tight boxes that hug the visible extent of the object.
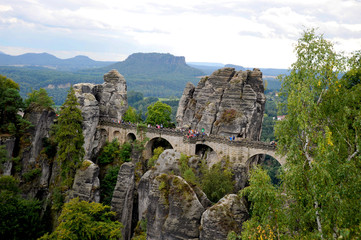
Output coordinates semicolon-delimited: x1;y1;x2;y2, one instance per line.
98;120;286;166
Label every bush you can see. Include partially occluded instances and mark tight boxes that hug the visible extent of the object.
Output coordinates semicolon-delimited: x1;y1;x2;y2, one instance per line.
22;168;41;182
0;176;46;240
98;140;132;165
100;166;120;205
39;198;122;240
147;147;164;168
201;162;234;203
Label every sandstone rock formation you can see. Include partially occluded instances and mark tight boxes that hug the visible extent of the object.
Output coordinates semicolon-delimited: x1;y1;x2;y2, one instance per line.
0;136;15;175
176;68;265;141
200;194;249;240
138;150;208;240
67;160;100;202
73;69;128;159
21;104;56;174
111;162;135;240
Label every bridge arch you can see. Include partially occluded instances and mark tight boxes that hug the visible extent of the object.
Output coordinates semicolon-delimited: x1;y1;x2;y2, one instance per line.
246;153;282;186
144;137;174;159
127;132;136;142
246;150;285;166
195;143;218;167
113;131;121;142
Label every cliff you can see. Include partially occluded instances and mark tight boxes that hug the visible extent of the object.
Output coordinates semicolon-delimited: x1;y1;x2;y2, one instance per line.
176;67;266;141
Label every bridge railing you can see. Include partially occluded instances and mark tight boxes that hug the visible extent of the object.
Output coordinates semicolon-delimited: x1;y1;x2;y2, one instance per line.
99;118;276;151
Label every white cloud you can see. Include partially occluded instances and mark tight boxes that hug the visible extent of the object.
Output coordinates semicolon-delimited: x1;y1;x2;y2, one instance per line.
0;0;361;68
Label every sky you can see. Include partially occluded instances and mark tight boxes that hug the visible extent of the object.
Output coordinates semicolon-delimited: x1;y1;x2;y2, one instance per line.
0;0;361;68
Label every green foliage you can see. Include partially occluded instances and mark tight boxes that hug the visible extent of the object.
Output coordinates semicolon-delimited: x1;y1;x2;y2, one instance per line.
132;219;147;240
122;106;142;123
0;145;8;172
0;176;46;240
51;187;64;212
0;75;30;135
55;87;85;186
145;101;173;128
39;197;123;240
100;166;120;206
98;140;132;165
42;137;57;159
22;168;42;182
201;161;234;203
240;167;285;239
243;29;361;239
0;175;20;193
147;146;164;168
24;88;54;109
179;153;197;186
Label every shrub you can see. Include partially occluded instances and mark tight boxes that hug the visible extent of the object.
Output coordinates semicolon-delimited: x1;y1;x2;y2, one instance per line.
147;147;164;168
100;166;120;206
201;162;234;203
39;198;122;240
23;168;41;182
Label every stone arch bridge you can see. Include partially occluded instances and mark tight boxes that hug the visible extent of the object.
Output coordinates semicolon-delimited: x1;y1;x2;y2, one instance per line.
98;119;286;166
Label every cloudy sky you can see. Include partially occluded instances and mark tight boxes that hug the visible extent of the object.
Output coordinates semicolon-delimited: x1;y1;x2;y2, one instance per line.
0;0;360;68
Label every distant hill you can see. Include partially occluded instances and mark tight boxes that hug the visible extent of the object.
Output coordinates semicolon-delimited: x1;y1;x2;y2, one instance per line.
0;52;115;71
0;53;205;104
224;64;246;71
188;62;288;90
78;53;204;97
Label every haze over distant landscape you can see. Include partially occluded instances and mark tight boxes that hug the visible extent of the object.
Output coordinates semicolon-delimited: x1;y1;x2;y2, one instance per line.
1;0;361;68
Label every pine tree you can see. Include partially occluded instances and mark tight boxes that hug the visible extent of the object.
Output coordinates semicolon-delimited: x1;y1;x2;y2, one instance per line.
55;87;84;186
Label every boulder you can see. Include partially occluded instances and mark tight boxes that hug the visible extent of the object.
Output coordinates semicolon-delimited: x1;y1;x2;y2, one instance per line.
139;174;204;240
67;160;100;202
176;68;265;141
138;149;208;239
199;194;249;240
111;162;135;240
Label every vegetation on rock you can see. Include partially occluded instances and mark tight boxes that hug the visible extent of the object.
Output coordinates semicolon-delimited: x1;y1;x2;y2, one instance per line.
98;139;132;165
0;74;31;135
100;166;120;205
55;86;85;187
39;198;123;240
24;88;54;109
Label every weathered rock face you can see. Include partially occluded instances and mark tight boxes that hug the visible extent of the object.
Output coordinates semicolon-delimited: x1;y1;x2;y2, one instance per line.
73;69;128;159
111;162;135;240
177;68;265;141
138;150;208;240
21;104;56;171
0;136;16;175
67;160;100;202
200;194;249;240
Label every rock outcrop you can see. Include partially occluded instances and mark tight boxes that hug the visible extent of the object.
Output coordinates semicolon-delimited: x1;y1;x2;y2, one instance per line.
74;69;128;159
111;162;135;240
21;104;56;176
176;68;265;141
138;150;208;240
200;194;249;240
0;136;16;175
67;160;100;202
